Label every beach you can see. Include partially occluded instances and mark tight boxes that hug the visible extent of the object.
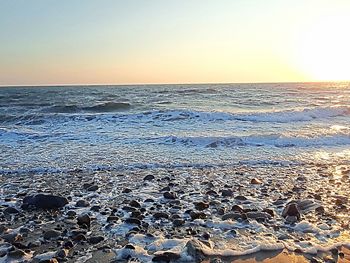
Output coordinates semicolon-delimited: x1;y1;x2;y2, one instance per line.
1;83;350;262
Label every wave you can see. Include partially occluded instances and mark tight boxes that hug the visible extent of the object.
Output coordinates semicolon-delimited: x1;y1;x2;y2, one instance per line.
127;105;350;123
235;105;350;122
153;133;350;148
46;102;131;113
1;105;349;125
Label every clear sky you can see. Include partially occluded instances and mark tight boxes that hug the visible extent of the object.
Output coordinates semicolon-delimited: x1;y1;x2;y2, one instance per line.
0;0;349;85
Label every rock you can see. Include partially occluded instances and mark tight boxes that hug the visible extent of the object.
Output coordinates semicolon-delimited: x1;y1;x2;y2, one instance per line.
87;185;98;191
107;215;119;222
221;189;233;197
89;236;104;244
0;225;8;234
122;188;132;193
129;200;141;208
125;218;142;225
153;212;169;220
66;210;76;218
1;233;22;243
262;208;275;217
231;204;244;213
235;195;248;201
246;212;271;220
250;178;262;184
7;248;26;258
143;175;155;181
72;233;86;241
163;192;177;199
152;252;181;262
190;211;206;220
194;202;209;211
76;200;89;207
282;202;301;220
22;194;68;209
77;214;91;228
43;230;61;240
4;207;20;214
90;205;101;212
55;248;69;259
63;241;74;248
185;239;209;262
122;206;136;212
173;219;185;227
222;212;243;221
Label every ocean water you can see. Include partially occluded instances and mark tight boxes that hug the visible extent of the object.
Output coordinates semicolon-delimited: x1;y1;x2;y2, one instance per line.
2;82;350;260
0;82;350;174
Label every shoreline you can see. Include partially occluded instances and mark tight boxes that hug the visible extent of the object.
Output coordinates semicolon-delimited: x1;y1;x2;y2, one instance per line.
1;164;350;262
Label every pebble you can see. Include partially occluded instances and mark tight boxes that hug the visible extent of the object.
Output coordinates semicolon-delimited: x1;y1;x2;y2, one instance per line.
250;178;262;184
43;230;61;240
163;192;177;199
76;200;90;207
194;201;209;211
143;175;155;181
77;214;91;228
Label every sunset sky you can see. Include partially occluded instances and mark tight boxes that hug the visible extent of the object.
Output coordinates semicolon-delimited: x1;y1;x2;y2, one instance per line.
0;0;349;85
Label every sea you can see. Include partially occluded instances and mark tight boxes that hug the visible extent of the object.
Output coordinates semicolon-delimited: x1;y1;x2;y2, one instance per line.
0;82;349;175
1;82;350;259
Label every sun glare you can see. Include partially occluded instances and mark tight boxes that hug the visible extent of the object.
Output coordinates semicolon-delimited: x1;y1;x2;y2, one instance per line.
296;15;350;81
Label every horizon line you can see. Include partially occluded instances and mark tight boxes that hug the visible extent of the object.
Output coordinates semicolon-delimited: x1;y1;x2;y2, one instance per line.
1;80;349;88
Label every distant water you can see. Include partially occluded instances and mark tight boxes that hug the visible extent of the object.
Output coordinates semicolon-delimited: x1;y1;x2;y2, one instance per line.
0;82;350;175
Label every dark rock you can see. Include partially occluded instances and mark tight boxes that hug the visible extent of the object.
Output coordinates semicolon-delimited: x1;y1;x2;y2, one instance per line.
77;214;91;228
63;241;74;248
72;233;86;241
194;202;209;211
4;207;20;214
282;202;301;220
143;175;155;181
122;206;136;212
1;233;22;243
221;189;233;197
163;192;177;200
89;236;104;244
122;188;132;193
87;185;98;191
125;218;141;225
43;230;61;240
124;244;135;249
22;194;68;209
66;210;76;218
129;200;141;208
107;216;119;222
262;208;275;217
246;212;271;220
231;205;244;213
173;219;185;227
76;200;89;207
56;248;68;259
190;211;206;220
152;252;181;262
153;212;169;220
235;195;247;201
7;248;26;258
90;205;101;212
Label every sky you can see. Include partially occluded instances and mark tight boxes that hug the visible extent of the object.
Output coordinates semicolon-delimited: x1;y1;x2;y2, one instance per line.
0;0;349;85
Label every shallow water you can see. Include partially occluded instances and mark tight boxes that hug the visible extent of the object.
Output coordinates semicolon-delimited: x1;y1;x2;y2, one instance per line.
0;82;349;174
